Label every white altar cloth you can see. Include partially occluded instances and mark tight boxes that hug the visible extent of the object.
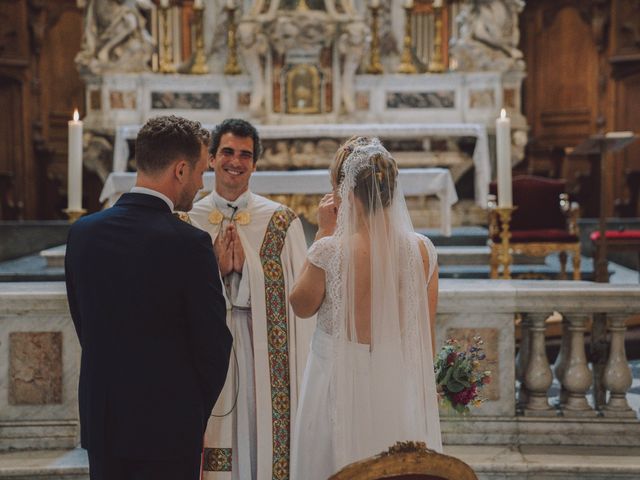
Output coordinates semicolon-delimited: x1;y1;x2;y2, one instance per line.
112;123;489;206
100;168;458;236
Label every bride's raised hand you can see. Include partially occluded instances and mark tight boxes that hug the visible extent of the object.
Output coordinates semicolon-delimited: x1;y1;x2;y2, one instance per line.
316;193;338;240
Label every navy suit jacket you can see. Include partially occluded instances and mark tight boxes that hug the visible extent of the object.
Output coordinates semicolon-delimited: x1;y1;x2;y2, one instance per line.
65;193;232;459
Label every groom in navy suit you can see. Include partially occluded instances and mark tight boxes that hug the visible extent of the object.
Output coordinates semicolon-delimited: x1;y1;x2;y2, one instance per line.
65;115;232;480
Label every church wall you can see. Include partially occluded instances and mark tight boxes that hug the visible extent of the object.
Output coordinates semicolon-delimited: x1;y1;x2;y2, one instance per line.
0;0;84;221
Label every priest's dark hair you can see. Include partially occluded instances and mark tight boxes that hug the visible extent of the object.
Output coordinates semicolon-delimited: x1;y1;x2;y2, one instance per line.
209;118;262;163
135;115;210;174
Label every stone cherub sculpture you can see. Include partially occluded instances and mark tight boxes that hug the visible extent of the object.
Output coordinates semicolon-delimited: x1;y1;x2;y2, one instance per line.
76;0;155;75
449;0;525;72
338;21;368;114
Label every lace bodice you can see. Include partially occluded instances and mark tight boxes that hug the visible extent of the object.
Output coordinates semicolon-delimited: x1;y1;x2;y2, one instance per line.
307;233;437;335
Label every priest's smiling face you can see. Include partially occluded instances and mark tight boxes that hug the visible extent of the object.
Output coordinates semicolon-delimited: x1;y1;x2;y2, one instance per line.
210;132;257;201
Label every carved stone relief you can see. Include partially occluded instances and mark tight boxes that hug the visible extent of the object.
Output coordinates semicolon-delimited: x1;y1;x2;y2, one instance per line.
75;0;155;76
450;0;525;72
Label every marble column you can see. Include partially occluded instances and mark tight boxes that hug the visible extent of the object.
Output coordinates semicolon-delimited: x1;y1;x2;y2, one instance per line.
553;316;570;406
523;312;554;415
602;314;636;418
561;314;596;416
515;313;531;409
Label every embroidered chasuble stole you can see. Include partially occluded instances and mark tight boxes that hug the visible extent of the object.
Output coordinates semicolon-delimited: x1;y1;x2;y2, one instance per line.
190;192;307;480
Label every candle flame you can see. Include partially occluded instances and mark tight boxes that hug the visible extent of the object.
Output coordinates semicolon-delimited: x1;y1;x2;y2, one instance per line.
500;108;507;119
73;109;79;122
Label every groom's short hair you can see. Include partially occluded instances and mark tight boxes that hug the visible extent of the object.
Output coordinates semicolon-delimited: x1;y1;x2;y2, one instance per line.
209;118;262;163
136;115;210;174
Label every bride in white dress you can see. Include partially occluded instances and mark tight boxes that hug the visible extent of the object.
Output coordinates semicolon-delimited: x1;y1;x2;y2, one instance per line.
289;137;442;479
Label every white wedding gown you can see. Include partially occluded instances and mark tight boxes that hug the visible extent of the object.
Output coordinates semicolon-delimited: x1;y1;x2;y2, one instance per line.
291;232;442;480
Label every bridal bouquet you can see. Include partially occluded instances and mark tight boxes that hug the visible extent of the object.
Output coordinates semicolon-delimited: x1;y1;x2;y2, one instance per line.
434;336;491;414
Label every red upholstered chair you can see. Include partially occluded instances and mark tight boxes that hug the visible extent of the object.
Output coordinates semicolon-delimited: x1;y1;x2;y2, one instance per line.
488;175;581;280
590;230;640;282
328;442;478;480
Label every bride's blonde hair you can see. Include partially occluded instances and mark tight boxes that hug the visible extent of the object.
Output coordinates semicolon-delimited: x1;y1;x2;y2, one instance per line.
330;136;398;212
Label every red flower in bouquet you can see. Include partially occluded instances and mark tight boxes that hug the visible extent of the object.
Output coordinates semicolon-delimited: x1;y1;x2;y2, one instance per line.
434;336;491;414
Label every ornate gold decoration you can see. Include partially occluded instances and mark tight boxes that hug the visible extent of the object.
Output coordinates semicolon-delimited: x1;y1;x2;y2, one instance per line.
63;208;87;223
397;5;418;74
159;3;176;73
268;194;322;224
208;209;224;225
285;64;321;114
224;4;242;75
191;3;209;74
173;211;192;224
428;5;445;73
366;3;384;74
329;440;478;480
207;209;251;225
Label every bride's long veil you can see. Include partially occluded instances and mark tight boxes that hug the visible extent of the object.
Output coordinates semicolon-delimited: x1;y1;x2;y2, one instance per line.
328;138;442;467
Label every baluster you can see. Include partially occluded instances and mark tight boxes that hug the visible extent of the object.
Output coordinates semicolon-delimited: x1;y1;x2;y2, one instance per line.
553;315;570;405
602;314;636;418
515;314;531;409
523;313;554;415
561;314;596;415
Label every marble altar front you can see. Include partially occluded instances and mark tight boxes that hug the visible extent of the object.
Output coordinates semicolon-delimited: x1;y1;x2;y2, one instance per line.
100;167;458;235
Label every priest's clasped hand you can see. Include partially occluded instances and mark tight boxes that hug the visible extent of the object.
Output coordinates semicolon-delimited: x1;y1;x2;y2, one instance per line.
214;224;245;276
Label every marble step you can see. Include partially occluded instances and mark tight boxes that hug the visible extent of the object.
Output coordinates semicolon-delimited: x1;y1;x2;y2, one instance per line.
40;245;66;269
436;245;546;266
2;446;639;480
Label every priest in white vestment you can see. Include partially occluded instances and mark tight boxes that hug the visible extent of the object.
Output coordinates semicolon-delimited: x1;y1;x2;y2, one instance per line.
188;119;313;480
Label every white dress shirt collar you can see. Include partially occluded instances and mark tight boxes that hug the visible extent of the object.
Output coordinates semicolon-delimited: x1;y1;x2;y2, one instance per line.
130;186;175;212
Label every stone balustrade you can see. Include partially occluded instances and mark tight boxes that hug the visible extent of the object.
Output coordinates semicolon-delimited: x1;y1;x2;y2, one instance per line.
1;280;639;451
437;279;640;446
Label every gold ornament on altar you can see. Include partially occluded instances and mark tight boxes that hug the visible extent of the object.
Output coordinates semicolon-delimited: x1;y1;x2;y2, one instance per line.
366;1;384;74
190;2;209;74
397;3;418;74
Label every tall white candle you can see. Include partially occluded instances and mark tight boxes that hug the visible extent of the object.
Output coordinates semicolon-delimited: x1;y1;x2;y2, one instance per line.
496;108;512;208
68;109;83;211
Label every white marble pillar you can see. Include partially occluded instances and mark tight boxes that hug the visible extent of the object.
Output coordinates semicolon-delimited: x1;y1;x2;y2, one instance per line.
602;314;636;418
523;312;554;415
515;313;531;409
561;314;596;416
553;316;571;406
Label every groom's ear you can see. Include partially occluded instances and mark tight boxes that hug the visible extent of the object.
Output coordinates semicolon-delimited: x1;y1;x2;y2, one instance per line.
174;159;188;183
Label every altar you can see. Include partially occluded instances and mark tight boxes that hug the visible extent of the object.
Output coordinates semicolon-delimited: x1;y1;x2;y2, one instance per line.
100;168;458;235
75;0;529;228
112;122;489;206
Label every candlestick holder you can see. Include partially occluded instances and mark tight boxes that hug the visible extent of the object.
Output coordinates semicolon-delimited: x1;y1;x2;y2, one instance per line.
159;4;176;73
397;5;417;74
63;208;87;224
223;4;242;75
428;5;445;73
366;4;384;75
190;4;209;74
495;206;516;279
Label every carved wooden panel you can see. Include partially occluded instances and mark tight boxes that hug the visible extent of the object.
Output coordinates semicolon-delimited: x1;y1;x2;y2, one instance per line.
613;71;640;213
0;0;28;64
612;0;640;58
523;3;599;148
